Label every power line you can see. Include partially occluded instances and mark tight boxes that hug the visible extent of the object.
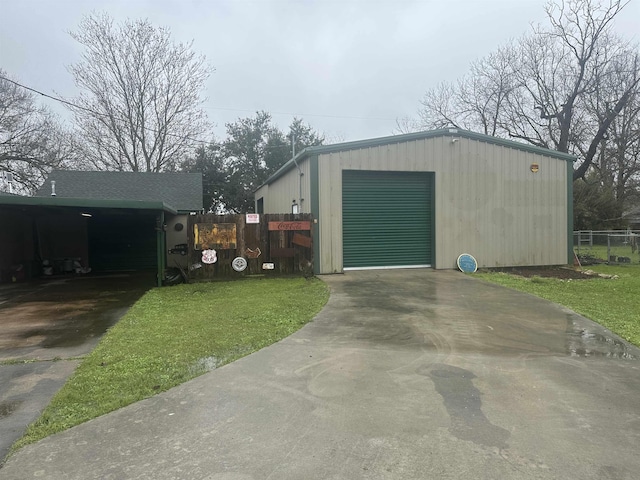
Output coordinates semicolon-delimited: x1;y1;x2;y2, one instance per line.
1;76;396;150
0;76;321;154
0;75;211;145
0;75;98;115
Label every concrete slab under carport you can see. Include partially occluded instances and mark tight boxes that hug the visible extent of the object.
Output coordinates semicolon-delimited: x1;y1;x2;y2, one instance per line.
2;269;639;479
0;273;153;463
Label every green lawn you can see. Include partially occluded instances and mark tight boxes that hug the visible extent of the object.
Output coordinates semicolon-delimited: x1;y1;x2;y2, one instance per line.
12;277;329;452
476;263;640;347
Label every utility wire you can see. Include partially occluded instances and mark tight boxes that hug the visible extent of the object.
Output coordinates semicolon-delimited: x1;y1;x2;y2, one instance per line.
0;75;211;145
1;75;395;147
0;75;98;115
0;75;313;154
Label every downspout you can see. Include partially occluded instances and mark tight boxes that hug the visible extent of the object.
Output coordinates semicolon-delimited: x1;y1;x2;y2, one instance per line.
291;135;304;212
293;157;304;212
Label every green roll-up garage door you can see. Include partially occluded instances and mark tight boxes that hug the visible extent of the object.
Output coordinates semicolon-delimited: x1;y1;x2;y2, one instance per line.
342;170;434;269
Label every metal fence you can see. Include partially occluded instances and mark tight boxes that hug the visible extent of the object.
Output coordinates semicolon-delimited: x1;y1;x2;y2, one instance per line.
573;230;640;265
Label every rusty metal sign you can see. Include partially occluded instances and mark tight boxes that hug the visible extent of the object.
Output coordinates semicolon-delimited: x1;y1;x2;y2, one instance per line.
292;233;312;248
268;221;311;231
194;223;237;249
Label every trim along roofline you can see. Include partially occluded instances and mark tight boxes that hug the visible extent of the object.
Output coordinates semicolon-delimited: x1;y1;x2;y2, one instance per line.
259;128;577;189
0;195;179;215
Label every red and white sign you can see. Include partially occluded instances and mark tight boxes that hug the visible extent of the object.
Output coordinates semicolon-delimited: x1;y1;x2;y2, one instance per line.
201;249;218;264
268;221;311;231
246;214;260;224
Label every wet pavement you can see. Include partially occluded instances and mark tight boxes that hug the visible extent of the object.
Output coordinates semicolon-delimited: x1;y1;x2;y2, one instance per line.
0;274;153;463
1;269;640;479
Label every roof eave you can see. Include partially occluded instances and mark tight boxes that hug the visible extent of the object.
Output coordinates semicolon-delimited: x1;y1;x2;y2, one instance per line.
258;129;578;188
0;196;179;215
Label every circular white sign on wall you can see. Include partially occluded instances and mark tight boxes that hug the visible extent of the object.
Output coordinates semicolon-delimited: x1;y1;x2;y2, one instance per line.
232;257;248;272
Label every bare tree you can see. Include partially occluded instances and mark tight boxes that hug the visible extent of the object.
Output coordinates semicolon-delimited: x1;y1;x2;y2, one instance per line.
418;47;517;136
588;53;640;206
507;0;639;179
68;13;211;172
0;70;75;194
417;0;640;182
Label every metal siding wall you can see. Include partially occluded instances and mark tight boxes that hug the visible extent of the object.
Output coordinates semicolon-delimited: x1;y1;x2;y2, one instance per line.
254;184;268;211
318;152;343;273
316;136;568;273
256;160;311;214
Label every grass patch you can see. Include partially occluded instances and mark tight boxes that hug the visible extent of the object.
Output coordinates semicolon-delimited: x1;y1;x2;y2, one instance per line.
12;277;328;451
476;264;640;347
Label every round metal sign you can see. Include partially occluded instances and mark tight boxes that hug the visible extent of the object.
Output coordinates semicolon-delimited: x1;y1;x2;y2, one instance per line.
232;257;248;272
457;253;478;273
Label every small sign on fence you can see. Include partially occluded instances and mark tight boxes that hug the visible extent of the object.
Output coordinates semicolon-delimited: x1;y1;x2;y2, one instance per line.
246;213;260;224
268;221;311;231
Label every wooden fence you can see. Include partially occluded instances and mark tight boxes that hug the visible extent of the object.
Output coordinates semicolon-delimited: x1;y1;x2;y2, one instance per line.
186;213;314;280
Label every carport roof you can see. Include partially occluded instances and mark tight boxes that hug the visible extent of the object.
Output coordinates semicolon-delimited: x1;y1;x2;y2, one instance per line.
35;171;202;212
0;195;178;214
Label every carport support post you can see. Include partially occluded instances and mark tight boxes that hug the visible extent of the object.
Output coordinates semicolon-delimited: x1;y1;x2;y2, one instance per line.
156;211;166;287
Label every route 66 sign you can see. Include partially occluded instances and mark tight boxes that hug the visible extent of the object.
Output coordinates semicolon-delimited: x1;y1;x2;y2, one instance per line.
202;249;217;264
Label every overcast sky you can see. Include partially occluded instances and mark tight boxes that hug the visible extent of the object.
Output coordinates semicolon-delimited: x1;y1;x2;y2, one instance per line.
1;0;638;144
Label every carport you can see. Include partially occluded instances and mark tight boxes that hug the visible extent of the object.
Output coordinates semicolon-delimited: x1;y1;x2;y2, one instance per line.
0;195;176;287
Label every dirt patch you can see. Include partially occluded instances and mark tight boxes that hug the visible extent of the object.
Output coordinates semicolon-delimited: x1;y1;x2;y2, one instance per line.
485;267;598;280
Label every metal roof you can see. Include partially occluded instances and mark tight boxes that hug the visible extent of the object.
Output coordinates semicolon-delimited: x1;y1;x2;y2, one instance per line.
260;128;577;188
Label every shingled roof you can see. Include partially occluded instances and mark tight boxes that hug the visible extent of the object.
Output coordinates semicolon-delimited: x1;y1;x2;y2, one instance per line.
35;171;203;212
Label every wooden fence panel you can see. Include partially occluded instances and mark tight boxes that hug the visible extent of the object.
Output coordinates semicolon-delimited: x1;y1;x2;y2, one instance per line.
186;213;313;280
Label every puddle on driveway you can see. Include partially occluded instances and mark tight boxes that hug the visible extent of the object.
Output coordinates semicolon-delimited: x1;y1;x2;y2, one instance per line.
420;363;510;449
1;274;152;352
565;315;637;360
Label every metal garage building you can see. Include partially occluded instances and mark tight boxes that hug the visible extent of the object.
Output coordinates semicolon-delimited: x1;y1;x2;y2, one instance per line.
254;129;575;274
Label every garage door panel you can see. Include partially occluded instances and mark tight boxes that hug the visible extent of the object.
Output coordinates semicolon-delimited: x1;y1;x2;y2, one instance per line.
342;171;433;269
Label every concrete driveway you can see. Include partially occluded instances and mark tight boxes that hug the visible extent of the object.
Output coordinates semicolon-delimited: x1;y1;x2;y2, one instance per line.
2;269;639;479
0;274;152;462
